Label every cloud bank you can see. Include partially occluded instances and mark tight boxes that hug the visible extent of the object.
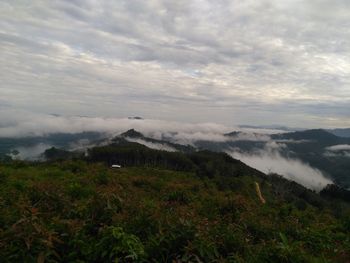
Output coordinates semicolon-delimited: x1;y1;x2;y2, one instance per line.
0;109;286;140
0;109;233;138
227;142;333;190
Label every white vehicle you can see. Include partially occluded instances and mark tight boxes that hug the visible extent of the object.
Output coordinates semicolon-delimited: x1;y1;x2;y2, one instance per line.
111;164;122;168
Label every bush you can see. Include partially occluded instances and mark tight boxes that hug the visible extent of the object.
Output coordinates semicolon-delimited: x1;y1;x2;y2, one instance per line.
132;178;151;188
163;190;191;205
61;160;87;173
94;171;109;185
0;170;9;183
146;221;196;260
95;226;145;262
67;182;92;199
84;193;122;224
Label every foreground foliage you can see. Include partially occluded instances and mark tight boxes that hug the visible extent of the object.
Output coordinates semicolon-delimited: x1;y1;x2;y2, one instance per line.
0;159;349;262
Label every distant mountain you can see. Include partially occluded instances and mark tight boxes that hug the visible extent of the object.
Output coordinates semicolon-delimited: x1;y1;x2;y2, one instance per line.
327;128;350;138
238;124;304;132
271;129;346;145
224;131;241;137
195;130;268;154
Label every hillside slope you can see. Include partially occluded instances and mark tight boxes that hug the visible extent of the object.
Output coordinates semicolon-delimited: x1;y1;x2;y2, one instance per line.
194;129;350;188
0;146;349;262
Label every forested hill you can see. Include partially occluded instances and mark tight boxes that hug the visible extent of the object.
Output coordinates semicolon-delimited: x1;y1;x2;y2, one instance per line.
119;129;196;153
87;137;262;177
0;138;350;262
87;138;350;201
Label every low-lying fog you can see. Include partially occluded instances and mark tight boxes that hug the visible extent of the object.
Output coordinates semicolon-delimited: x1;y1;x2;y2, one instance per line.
1;110;333;190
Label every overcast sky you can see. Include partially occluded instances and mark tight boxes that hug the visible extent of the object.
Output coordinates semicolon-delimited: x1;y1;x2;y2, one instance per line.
1;0;349;128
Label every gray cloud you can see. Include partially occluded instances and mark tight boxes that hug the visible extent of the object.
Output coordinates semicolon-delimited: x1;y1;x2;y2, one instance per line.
0;1;350;127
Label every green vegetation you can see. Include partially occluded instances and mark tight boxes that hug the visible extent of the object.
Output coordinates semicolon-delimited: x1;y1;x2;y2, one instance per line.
0;145;349;262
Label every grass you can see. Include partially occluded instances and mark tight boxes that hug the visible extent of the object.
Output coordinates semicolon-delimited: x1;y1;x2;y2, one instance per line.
0;160;349;262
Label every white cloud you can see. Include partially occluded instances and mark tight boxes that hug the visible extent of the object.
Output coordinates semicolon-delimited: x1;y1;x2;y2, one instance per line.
227;142;333;191
0;109;233;138
326;144;350;152
10;143;52;161
0;109;288;145
125;137;177;152
324;144;350;158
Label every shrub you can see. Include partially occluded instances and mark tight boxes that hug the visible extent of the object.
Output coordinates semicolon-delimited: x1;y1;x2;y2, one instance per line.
43;168;66;177
163;190;191;205
192;239;219;261
95;226;145;262
0;170;8;183
67;182;92;199
94;171;109;185
27;184;65;212
11;180;28;192
0;207;61;262
61;160;87;174
294;199;307;211
146;221;196;260
132;178;151;188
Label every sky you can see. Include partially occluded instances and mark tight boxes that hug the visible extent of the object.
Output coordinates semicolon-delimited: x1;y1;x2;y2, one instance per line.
1;0;350;128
